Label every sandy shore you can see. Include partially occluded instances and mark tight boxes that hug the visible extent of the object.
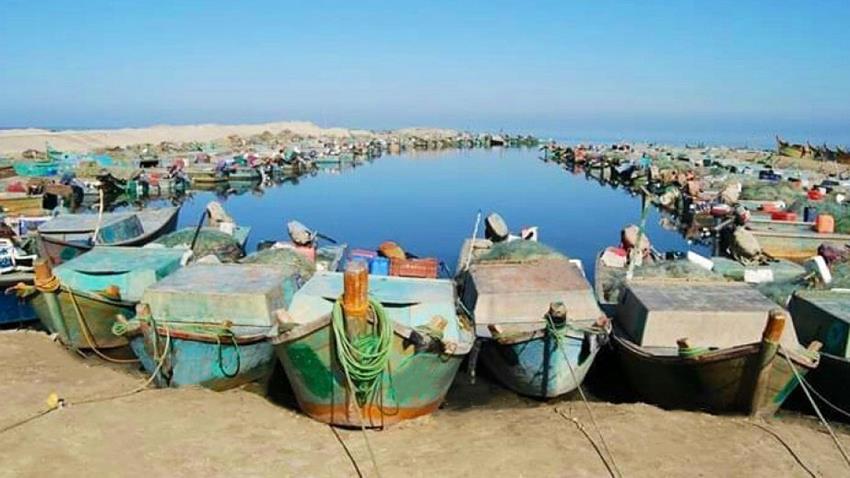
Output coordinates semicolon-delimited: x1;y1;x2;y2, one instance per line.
0;122;461;155
1;330;848;477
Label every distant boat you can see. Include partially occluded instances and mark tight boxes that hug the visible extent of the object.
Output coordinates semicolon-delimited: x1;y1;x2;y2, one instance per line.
776;136;812;159
609;281;818;415
12;159;59;177
36;206;180;265
18;247;186;353
456;237;607;398
273;271;474;427
744;219;850;262
0;192;44;215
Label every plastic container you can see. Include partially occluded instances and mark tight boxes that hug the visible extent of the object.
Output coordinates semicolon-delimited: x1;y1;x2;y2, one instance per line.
389;257;439;279
816;214;835;234
760;202;781;213
349;248;377;262
803;206;818;223
771;211;797;222
807;189;825;201
369;257;389;276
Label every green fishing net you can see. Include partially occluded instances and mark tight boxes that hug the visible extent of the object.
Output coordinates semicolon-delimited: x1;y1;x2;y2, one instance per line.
711;257;805;282
600;259;725;304
739;181;803;204
154;228;244;262
239;248;316;279
787;197;850;233
475;240;566;263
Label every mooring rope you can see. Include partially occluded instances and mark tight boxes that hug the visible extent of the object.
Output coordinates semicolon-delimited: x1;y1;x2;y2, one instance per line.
745;420;817;478
546;315;622;478
780;346;850;469
67;287;139;364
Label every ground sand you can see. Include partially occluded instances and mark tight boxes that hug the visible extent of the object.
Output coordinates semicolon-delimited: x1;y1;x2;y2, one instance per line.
1;330;849;477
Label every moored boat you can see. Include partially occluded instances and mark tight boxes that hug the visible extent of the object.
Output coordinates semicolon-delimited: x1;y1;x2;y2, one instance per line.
457;230;608;399
12;160;59;177
36;206;180;265
273;266;474;427
118;264;295;390
745;221;850;262
0;192;44;215
16;247;186;352
610;280;818;415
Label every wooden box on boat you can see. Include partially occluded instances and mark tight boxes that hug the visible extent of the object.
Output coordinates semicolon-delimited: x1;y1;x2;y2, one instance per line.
462;257;601;336
789;290;850;357
55;246;185;302
142;264;291;328
617;281;801;349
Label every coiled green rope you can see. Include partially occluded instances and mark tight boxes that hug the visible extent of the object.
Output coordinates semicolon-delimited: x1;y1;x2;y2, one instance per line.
331;298;392;407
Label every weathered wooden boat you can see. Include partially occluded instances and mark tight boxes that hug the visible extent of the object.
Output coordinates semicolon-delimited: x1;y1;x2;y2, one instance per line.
17;247;185;352
611;281;818;415
273;268;474;427
12;160;59;177
0;272;37;324
187;168;228;185
119;264;294;390
36;206;180;265
227;167;261;182
745;221;850;261
0;158;15;179
788;290;850;420
457;238;608;398
776;136;812;159
0;192;44;215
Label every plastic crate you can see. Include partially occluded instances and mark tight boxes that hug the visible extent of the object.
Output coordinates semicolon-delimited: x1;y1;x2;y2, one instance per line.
389;257;439;279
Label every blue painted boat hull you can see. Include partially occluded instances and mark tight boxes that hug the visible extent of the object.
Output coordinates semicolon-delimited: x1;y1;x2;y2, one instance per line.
0;294;37;324
480;330;600;398
129;327;274;391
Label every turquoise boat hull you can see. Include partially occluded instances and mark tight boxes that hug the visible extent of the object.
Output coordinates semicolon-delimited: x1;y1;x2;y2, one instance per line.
481;329;600;398
13;161;58;177
129;324;275;391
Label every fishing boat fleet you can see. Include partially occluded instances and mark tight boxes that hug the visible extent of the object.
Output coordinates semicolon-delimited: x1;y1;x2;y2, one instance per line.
2;134;850;433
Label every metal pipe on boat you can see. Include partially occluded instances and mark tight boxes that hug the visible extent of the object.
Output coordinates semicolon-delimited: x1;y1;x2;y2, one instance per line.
33;259;74;351
748;309;786;417
342;259;369;338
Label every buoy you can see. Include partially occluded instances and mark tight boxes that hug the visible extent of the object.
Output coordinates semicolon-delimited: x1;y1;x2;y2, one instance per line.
687;251;714;271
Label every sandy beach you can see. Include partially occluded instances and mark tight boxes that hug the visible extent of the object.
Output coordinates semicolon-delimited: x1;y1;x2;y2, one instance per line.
1;330;847;477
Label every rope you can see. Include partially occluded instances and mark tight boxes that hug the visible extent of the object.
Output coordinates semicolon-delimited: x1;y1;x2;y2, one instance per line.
555;409;618;478
329;425;365;478
745;420;817;478
795;372;850;420
67;287;139;364
216;332;241;378
331;298;392;478
780;346;850;469
546;315;622;478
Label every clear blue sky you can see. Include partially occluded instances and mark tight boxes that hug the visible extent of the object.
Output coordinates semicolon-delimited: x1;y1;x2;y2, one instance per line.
1;0;848;145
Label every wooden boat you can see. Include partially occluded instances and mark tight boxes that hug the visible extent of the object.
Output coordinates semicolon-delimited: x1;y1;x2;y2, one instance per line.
776;136;812;159
0;158;15;179
0;192;44;215
36;206;180;265
227;167;261;182
788;290;850;420
611;281;818;415
120;264;293;390
457;238;607;398
12;160;59;177
745;220;850;261
0;272;37;324
17;247;185;352
187;168;227;185
273;271;474;427
836;147;850;165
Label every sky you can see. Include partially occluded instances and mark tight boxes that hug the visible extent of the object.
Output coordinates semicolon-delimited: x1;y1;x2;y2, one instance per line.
1;0;848;145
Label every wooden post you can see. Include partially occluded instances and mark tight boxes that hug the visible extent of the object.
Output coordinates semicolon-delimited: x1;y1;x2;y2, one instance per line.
342;259;369;338
749;309;786;417
33;259;73;351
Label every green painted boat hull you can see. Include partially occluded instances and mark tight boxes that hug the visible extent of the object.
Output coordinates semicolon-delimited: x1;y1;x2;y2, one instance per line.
613;333;814;415
275;321;464;427
30;289;134;350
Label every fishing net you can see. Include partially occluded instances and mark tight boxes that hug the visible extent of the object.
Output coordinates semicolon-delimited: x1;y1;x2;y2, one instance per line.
739;181;803;205
475;240;566;263
787;197;850;233
154;228;244;262
600;259;725;304
711;257;805;282
239;248;316;280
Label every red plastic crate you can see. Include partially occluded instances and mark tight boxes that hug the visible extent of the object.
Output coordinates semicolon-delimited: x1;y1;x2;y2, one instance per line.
389;257;439;279
771;211;797;221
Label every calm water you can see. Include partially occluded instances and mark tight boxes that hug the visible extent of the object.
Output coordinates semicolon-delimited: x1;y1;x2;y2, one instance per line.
170;148;709;283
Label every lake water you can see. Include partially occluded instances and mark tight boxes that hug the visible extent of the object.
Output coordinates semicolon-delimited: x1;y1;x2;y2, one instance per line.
171;147;709;283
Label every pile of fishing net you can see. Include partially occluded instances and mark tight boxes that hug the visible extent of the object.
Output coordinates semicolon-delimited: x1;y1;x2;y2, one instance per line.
711;257;805;282
154;228;244;262
239;247;316;280
787;197;850;233
757;261;850;307
739;181;803;205
475;240;566;263
601;259;725;304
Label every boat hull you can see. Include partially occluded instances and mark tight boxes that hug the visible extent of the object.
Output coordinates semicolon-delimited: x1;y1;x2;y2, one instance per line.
129;325;274;391
480;331;600;398
29;288;134;350
749;229;850;262
275;322;464;427
613;333;813;415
